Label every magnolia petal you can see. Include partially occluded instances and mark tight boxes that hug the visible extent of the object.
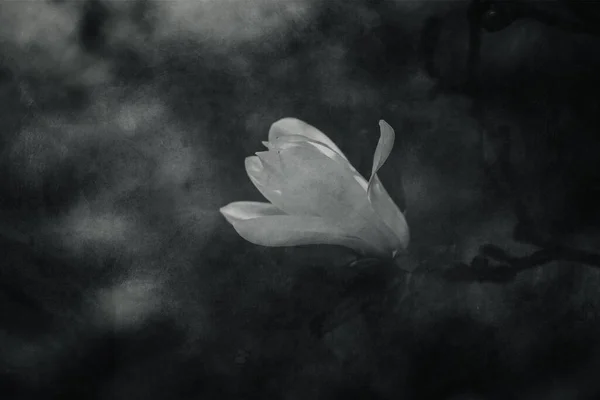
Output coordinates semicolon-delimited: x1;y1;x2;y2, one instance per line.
246;141;395;252
220;202;383;255
269;118;348;160
269;134;366;180
248;143;365;219
245;154;316;216
271;142;397;250
267;122;368;191
266;135;310;152
220;201;285;224
268;134;351;167
265;143;369;217
367;121;410;253
373;120;406;212
372;120;395;176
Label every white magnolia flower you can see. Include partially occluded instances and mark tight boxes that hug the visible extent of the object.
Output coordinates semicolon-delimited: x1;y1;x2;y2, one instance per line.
220;118;409;259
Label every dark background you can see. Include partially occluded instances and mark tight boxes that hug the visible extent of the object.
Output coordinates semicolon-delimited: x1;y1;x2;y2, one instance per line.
1;0;600;399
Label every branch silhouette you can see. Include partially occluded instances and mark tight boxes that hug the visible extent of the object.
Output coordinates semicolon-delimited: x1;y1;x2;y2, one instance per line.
443;241;600;284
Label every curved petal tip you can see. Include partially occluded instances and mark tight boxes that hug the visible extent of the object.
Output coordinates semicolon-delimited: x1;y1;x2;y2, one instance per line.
373;120;396;176
367;120;410;253
220;201;283;224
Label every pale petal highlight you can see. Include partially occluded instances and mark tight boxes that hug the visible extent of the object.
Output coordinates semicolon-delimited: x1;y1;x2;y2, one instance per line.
220;201;285;224
244;155;298;217
367;120;410;252
269;118;348;160
221;211;382;255
372;120;395;176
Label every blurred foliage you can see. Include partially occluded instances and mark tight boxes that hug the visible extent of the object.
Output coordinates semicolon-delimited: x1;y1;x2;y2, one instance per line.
1;0;600;399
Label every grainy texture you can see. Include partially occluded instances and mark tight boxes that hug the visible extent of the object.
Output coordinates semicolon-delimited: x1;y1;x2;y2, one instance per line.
1;1;600;399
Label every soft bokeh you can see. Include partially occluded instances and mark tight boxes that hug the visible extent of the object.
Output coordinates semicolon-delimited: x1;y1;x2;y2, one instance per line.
2;1;600;399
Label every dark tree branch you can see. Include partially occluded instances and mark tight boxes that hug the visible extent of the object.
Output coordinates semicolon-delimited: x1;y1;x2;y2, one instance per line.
443;241;600;284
